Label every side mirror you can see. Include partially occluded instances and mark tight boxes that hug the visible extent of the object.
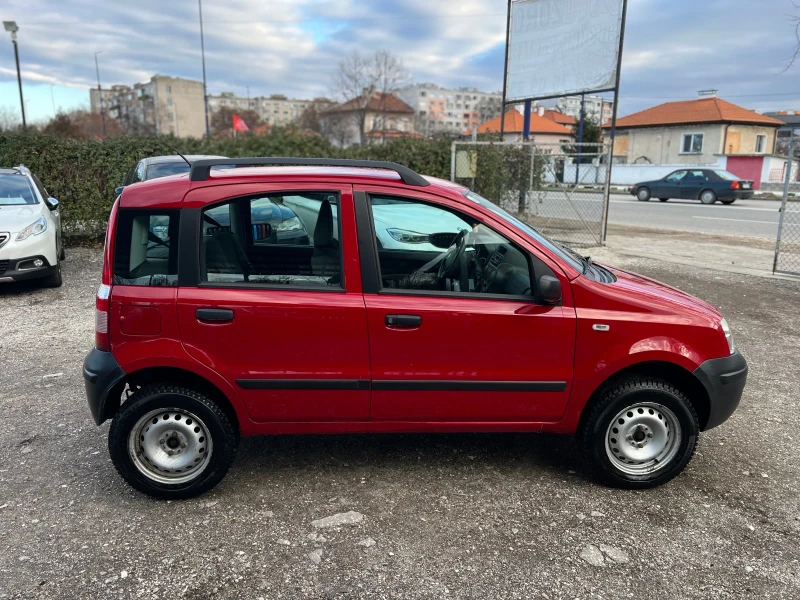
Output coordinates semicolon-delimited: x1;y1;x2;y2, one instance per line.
538;275;562;305
114;186;125;197
45;197;59;211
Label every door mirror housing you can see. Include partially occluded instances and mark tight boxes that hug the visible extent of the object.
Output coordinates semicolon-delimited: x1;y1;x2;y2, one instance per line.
538;275;562;305
114;186;125;197
44;197;59;211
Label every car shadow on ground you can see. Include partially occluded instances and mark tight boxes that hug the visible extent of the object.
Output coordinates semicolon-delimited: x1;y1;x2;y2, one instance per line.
231;431;588;483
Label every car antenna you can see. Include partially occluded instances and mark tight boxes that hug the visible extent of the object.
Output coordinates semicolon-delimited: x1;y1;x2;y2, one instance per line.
172;147;191;167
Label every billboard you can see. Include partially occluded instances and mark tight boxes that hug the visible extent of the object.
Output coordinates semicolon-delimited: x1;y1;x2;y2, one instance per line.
505;0;625;103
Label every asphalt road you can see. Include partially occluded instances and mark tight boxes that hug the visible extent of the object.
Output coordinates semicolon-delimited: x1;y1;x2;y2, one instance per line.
607;195;784;240
1;249;799;599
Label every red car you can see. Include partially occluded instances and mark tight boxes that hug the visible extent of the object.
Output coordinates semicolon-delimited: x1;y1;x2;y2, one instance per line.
83;158;747;498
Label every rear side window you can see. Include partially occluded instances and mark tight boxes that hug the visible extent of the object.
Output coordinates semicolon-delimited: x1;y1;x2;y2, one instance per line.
113;210;179;286
200;191;342;288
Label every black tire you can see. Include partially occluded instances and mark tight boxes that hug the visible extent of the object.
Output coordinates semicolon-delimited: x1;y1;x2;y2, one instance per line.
39;257;62;288
577;376;699;489
636;187;651;202
699;189;717;204
659;198;669;202
59;246;66;260
108;384;239;499
720;199;735;205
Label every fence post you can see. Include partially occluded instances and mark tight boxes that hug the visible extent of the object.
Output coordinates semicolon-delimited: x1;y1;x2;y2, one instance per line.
600;141;613;244
773;133;796;273
450;141;457;182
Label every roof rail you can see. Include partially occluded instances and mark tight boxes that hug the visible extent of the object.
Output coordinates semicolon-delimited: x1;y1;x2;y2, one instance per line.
188;157;430;186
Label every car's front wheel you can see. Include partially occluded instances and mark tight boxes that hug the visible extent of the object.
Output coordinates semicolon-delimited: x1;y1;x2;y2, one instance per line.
108;384;238;499
578;377;699;488
636;187;651;201
39;253;62;288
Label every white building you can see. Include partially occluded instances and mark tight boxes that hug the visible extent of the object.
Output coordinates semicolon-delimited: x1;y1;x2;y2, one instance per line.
556;95;614;123
207;92;333;127
396;83;502;136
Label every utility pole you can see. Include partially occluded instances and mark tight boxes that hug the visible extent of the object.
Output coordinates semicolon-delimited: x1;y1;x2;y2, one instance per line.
199;0;210;138
4;21;26;132
576;93;585;183
94;51;107;138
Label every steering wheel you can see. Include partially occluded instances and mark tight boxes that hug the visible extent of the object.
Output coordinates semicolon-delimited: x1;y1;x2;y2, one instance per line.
437;229;469;290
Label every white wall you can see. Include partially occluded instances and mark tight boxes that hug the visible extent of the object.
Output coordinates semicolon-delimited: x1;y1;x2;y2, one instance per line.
549;158;729;186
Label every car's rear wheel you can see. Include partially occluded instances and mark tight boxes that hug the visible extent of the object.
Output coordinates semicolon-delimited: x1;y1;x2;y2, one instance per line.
636;187;651;201
700;190;717;204
720;199;736;205
659;198;669;202
108;384;238;499
578;376;699;488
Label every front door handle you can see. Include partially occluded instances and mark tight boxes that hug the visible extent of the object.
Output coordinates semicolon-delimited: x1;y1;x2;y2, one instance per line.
196;308;234;322
385;314;422;328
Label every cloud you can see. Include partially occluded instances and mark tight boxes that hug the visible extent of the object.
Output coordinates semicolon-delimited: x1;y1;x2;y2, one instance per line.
0;0;798;122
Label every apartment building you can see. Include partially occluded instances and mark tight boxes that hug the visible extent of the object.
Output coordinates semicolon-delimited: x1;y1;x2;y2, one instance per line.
207;92;333;126
556;95;614;123
396;83;503;136
90;75;206;138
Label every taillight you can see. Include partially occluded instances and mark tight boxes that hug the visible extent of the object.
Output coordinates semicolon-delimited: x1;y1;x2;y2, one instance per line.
95;283;111;351
731;181;740;189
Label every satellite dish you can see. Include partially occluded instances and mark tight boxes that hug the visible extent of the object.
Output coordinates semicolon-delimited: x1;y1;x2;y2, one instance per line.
591;158;600;167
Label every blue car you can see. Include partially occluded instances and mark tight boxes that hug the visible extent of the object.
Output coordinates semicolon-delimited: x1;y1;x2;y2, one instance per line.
630;169;754;205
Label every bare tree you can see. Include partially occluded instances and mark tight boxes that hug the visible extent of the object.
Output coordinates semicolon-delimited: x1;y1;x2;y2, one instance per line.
331;49;408;145
0;106;21;132
787;1;800;70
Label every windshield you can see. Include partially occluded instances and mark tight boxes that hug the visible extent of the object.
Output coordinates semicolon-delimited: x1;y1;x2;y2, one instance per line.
146;162;191;180
0;173;38;205
712;170;739;181
463;190;583;272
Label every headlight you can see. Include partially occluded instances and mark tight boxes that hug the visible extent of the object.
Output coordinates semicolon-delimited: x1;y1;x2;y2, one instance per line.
387;228;430;244
276;216;303;233
720;318;735;355
16;216;47;241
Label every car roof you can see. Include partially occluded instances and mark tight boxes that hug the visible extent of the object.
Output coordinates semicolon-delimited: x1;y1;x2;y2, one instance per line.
119;165;467;210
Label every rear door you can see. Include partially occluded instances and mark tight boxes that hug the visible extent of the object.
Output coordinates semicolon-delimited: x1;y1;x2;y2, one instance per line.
177;183;371;422
356;187;576;423
681;170;707;200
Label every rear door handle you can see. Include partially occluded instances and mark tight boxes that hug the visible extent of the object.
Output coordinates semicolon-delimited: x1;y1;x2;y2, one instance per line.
196;308;234;322
385;314;422;328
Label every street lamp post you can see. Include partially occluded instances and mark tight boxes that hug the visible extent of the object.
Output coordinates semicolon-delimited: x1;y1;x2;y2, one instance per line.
94;51;108;138
198;0;210;138
3;21;26;132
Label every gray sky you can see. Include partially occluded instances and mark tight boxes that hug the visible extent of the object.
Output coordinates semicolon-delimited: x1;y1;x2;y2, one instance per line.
1;0;798;124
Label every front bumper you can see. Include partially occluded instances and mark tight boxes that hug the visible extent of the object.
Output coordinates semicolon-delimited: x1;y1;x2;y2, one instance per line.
0;255;57;283
693;349;748;430
83;348;127;425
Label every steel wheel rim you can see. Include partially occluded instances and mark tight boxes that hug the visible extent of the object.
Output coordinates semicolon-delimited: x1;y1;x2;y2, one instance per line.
637;189;648;200
128;408;213;484
605;402;681;476
702;191;714;203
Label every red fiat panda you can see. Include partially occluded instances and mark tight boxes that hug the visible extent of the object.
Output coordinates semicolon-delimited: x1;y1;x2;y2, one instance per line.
82;158;747;499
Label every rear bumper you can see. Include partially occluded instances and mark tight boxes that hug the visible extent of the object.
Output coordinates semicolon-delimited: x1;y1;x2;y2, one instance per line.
83;348;127;425
693;349;748;430
0;255;57;283
732;190;754;199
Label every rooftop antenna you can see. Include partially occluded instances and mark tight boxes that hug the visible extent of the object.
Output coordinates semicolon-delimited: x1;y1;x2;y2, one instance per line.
172;147;191;167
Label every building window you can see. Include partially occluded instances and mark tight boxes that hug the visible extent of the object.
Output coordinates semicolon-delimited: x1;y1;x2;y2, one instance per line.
681;133;704;154
167;98;173;107
755;134;767;153
166;85;172;94
420;91;426;97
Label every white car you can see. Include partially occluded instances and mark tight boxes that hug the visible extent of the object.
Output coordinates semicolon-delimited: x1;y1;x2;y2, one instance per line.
0;166;64;287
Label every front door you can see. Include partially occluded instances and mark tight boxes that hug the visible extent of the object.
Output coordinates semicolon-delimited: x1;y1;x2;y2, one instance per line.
177;183;371;422
357;189;576;422
655;170;686;198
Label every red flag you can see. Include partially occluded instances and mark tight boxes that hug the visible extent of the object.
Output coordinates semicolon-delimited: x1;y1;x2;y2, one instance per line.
232;114;250;132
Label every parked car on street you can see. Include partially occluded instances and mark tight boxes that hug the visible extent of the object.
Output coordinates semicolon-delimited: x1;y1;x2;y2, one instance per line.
630;169;754;204
115;155;228;196
0;165;64;287
83;158;748;499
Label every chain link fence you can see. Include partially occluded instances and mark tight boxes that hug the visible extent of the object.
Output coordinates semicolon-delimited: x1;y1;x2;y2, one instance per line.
774;135;800;276
451;141;610;247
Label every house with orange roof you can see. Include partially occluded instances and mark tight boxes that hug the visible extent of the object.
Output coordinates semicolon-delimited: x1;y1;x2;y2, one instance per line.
601;96;784;165
476;107;574;146
541;110;577;128
321;92;416;147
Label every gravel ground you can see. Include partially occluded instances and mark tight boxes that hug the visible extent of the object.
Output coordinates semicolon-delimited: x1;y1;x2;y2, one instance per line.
1;247;799;599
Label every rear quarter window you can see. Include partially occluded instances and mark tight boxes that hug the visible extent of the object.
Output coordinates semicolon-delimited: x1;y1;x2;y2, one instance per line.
113;210;180;286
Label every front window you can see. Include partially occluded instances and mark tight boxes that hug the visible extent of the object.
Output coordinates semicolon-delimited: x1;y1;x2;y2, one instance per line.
145;162;190;180
463;191;583;273
681;133;704;154
665;171;687;182
0;173;38;205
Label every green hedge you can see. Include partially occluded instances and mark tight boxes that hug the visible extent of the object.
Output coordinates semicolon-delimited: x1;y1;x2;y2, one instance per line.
0;129;455;244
